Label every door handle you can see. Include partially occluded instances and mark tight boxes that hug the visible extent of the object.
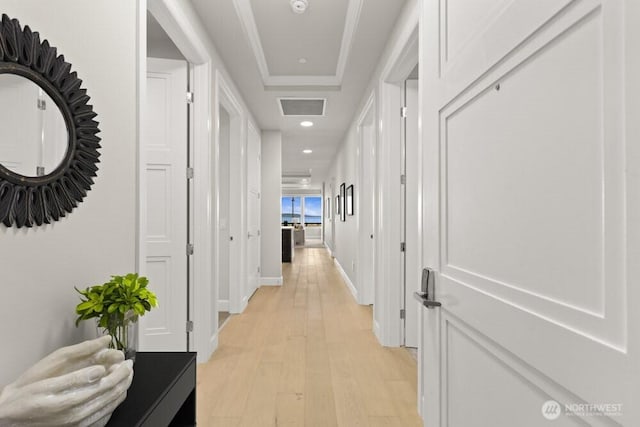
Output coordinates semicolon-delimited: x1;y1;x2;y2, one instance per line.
413;292;441;308
414;268;441;309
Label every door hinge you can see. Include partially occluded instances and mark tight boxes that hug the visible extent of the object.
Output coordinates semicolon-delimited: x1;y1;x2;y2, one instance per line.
400;106;407;118
257;230;261;236
37;99;47;110
186;167;194;180
400;174;406;185
186;320;194;332
258;192;261;199
186;243;194;255
401;242;406;252
186;92;194;104
400;309;406;319
257;266;261;274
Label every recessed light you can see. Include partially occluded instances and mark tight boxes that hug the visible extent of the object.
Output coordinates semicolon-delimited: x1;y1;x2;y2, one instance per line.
290;0;309;14
303;149;313;154
300;121;313;127
298;58;307;64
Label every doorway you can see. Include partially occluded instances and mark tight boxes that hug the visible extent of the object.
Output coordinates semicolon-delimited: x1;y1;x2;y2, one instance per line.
376;25;419;347
357;93;376;307
246;122;261;299
139;12;191;351
218;106;231;327
142;1;217;362
216;72;249;316
402;67;419;348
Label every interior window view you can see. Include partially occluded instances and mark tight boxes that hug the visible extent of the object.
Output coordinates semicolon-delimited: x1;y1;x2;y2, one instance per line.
1;0;638;426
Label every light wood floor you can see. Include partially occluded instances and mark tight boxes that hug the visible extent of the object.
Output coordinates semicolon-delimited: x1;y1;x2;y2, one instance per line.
196;248;423;426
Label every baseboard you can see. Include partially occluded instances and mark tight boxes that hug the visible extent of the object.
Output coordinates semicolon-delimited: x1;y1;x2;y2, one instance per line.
261;276;283;286
218;299;229;312
334;258;358;302
240;295;249;313
373;320;382;345
197;331;218;364
324;243;333;257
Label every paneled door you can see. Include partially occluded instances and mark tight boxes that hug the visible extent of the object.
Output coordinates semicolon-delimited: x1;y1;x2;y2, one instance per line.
140;58;188;351
404;78;419;348
420;0;640;425
246;122;261;299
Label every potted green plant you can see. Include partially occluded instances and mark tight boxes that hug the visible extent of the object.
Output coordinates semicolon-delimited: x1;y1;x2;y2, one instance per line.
75;273;158;360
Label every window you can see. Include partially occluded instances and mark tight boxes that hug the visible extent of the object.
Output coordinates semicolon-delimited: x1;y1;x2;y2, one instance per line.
303;196;322;226
281;197;301;225
281;195;323;227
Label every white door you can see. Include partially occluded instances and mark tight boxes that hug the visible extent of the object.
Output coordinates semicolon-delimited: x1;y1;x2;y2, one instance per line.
358;107;376;305
246;123;261;298
420;0;640;425
403;78;419;348
140;58;188;351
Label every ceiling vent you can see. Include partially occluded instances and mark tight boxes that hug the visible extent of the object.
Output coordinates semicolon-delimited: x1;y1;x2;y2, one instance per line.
278;98;326;116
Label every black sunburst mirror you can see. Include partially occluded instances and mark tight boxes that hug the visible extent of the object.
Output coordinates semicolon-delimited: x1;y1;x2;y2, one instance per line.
0;14;101;228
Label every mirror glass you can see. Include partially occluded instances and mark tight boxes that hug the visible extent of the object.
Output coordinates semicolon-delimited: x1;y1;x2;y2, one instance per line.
0;73;68;177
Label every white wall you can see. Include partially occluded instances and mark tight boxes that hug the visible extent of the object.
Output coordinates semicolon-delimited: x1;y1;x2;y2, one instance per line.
147;12;184;60
260;131;282;283
326;126;359;289
0;0;138;386
324;0;419;345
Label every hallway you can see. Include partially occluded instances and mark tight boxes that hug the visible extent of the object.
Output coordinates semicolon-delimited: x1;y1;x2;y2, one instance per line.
196;248;422;426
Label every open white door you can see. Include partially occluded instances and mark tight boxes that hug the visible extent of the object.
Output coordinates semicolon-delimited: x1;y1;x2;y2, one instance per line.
140;58;188;351
357;95;376;306
420;0;640;425
404;78;419;348
246;122;261;298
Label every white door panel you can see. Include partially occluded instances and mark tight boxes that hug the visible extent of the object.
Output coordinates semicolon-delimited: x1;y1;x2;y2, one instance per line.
247;122;261;298
421;0;638;425
404;79;420;348
358;101;376;307
141;58;188;351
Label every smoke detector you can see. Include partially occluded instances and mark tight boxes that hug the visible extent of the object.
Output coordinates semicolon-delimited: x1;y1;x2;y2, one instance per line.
290;0;308;14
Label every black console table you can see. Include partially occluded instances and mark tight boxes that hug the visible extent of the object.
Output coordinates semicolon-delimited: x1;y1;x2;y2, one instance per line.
107;352;196;427
282;227;294;262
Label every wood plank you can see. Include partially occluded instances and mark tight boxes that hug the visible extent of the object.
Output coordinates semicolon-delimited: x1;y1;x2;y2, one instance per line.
206;417;241;426
278;336;306;394
275;392;305;426
239;362;281;427
368;416;406;427
327;342;369;426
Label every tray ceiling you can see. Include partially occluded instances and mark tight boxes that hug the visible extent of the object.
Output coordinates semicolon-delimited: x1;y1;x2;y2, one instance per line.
235;0;362;86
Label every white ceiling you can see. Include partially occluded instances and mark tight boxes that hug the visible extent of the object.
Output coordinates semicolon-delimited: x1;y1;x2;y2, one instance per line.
189;0;407;188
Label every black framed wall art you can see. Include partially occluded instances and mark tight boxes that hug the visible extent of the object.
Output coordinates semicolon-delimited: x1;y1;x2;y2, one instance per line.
339;183;346;222
346;185;354;216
